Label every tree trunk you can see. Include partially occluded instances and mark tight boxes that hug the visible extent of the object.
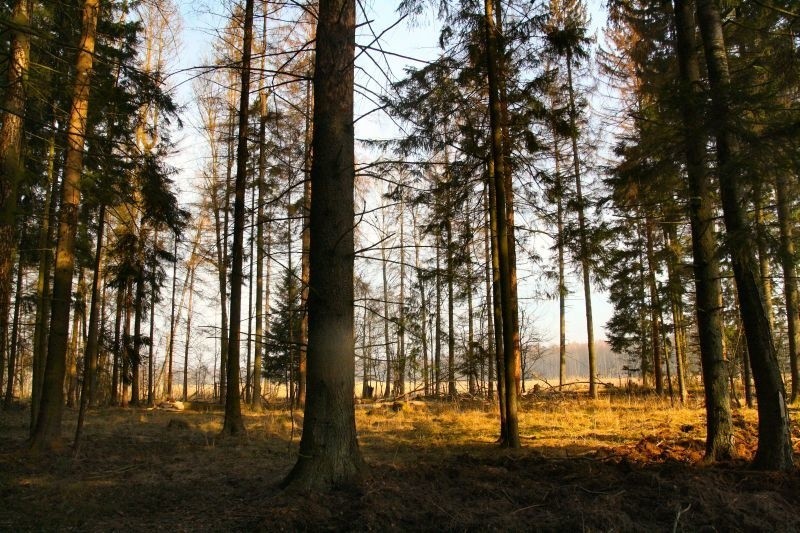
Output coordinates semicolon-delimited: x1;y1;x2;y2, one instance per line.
776;173;800;404
165;235;178;399
221;0;254;436
30;0;99;451
671;0;734;461
183;265;196;402
484;0;519;447
30;124;59;430
564;48;597;399
282;0;363;489
663;223;688;404
381;230;392;398
253;89;268;412
488;165;506;441
435;236;442;396
3;250;23;408
446;217;456;398
0;0;32;397
644;215;664;395
396;199;406;396
483;183;495;401
74;205;105;451
299;74;312;408
696;0;792;470
111;289;123;405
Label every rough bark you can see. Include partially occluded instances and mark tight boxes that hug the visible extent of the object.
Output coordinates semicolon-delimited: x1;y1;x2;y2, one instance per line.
696;0;793;470
221;0;255;436
0;0;31;396
671;0;734;461
30;0;99;451
283;0;363;489
484;0;519;447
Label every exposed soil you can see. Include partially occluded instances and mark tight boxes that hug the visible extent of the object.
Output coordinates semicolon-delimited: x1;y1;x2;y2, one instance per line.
2;397;799;532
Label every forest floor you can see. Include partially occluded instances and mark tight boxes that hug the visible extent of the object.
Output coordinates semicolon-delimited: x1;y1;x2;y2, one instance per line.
2;391;800;532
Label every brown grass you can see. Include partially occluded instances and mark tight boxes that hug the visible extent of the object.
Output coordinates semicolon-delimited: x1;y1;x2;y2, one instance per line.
0;394;797;531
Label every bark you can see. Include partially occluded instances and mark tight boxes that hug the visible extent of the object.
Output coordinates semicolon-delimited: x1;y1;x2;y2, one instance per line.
396;201;406;396
753;189;774;330
435;237;442;396
565;48;597;398
283;0;363;489
381;231;392;398
31;124;59;429
446;214;456;397
672;0;734;461
0;0;31;395
776;173;800;403
165;235;178;399
130;273;146;406
147;231;158;406
74;205;105;451
696;0;793;470
663;224;688;404
483;183;495;400
488;164;506;441
30;0;99;451
484;0;519;447
644;215;664;395
299;74;312;408
221;0;255;436
111;289;123;405
183;264;197;401
3;250;23;408
253;88;268;412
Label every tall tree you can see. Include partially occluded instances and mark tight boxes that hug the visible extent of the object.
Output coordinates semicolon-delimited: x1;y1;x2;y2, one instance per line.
221;0;255;436
695;0;793;471
282;0;363;489
0;0;32;406
30;0;100;451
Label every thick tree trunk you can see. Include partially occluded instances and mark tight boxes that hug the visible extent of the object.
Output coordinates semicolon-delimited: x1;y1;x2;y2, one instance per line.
488;163;506;441
283;0;363;489
672;0;734;461
30;0;99;451
0;0;31;394
696;0;793;470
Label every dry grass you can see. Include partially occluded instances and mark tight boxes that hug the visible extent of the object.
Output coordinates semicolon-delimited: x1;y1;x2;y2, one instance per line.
0;394;796;531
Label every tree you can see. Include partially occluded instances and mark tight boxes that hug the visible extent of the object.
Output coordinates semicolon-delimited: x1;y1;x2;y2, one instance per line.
221;0;255;436
30;0;100;451
695;0;793;470
0;0;32;411
282;0;363;490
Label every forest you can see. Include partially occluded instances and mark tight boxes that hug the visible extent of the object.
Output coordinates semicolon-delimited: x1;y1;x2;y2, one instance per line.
1;0;800;529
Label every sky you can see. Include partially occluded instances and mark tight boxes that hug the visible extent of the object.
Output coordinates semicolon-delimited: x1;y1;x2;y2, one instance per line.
168;0;614;350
